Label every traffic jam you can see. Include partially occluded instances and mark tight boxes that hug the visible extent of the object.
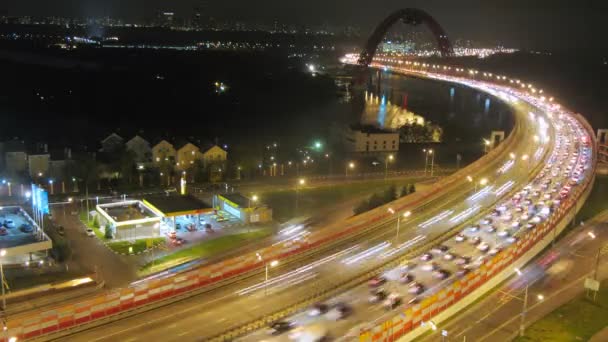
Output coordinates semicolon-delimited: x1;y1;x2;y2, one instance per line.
242;79;592;342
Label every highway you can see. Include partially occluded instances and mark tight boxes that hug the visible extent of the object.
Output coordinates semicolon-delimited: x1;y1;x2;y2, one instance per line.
55;72;567;341
236;88;590;341
419;210;608;342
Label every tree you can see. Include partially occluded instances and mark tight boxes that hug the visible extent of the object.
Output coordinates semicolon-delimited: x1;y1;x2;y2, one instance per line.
408;183;416;194
383;185;397;203
105;223;113;239
368;193;384;210
117;149;137;185
400;185;410;197
353;199;369;215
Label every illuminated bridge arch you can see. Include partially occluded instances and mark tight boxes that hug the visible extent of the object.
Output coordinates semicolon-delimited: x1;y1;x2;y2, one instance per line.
358;8;454;66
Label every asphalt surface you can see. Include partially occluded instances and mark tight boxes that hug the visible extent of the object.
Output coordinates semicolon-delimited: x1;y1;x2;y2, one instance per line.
58;86;552;341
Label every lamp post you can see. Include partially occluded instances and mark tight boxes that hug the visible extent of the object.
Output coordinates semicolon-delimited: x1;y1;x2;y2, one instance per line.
484;139;491;154
295;178;305;216
385;154;394;181
428;149;435;177
257;253;278;296
6;183;10;197
346;162;355;177
48;179;54;195
388;208;412;243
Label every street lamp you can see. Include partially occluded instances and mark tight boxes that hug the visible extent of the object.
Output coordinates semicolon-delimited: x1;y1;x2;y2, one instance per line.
388;208;411;242
295;178;306;216
346;162;355;177
257;253;279;296
249;194;258;208
385;154;394;180
510;152;516;159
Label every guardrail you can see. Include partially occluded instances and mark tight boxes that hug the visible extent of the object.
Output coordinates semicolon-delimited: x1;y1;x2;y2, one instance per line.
9;69;525;342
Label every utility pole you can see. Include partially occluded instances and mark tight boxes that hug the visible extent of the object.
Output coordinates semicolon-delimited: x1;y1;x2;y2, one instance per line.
519;284;529;337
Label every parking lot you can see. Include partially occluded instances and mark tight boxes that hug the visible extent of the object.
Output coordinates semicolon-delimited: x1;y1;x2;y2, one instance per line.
0;207;39;248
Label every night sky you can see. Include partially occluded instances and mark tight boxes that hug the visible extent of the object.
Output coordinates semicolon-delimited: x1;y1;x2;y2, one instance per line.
3;0;607;51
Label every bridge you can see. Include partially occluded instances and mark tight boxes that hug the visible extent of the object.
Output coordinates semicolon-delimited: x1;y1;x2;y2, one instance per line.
2;11;599;342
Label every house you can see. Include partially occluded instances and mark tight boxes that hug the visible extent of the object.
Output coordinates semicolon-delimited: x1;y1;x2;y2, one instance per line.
4;139;28;177
48;147;73;181
100;133;124;153
176;143;202;170
125;135;152;163
152;139;176;164
28;142;51;179
201;145;227;168
345;125;399;154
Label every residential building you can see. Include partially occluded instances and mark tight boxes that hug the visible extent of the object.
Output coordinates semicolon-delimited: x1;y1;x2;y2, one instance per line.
201;145;227;168
152;140;176;163
28;154;50;179
125;135;152;163
176;143;202;170
100;133;124;153
4;140;28;177
345;125;399;154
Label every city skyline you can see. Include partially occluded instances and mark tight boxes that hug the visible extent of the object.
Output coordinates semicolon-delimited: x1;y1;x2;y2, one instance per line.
1;0;606;50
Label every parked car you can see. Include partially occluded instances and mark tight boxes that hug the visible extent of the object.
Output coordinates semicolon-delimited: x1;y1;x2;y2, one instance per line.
19;224;33;233
4;219;15;229
267;321;295;335
85;228;95;237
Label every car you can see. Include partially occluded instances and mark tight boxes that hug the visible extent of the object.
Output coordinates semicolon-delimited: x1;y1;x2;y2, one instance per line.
472;256;487;268
455;256;470;265
507;236;518;243
408;282;425;294
399;273;414;284
485;225;497;233
477;243;490;252
443;253;456;261
531;216;543;224
408;297;420;305
420;253;433;261
368;276;387;288
456;268;470;278
525;223;536;230
327;302;351;320
467;225;480;232
490;209;501;217
511;221;522;229
480;218;493;225
431;245;450;254
369;289;388;303
421;262;439;272
267;321;295;335
469;236;481;245
497;230;510;237
488;247;502;256
502;214;513;222
4;219;15;229
19;224;33;233
454;234;466;242
432;269;450;279
85;228;95;237
0;228;6;236
383;293;402;310
307;303;328;316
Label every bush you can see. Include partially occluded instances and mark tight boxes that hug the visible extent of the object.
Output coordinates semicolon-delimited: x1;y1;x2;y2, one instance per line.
105;224;113;239
383;185;397;203
92;215;100;228
408;184;416;194
353;199;370;215
400;185;410;197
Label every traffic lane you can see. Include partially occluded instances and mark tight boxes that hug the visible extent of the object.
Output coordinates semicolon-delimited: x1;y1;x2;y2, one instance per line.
419;219;608;342
66;104;540;340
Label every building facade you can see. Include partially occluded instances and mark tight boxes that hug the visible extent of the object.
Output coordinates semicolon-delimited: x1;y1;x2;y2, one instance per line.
345;126;400;154
28;154;50;178
176;143;202;170
152;140;177;163
202;145;227;167
100;133;124;153
125;135;152;163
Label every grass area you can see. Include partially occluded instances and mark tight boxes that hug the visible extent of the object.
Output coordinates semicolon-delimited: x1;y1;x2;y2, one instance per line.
78;211;106;240
513;279;608;342
140;230;271;275
107;238;166;254
576;175;608;222
262;179;420;222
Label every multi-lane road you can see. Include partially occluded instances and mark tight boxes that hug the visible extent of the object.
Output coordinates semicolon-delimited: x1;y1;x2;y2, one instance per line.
53;68;591;342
